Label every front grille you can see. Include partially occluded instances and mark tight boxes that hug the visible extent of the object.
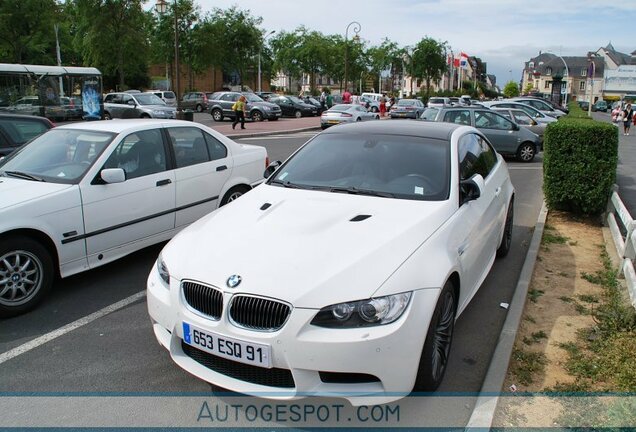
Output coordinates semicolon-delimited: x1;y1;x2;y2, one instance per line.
182;341;295;388
229;295;291;331
182;281;223;319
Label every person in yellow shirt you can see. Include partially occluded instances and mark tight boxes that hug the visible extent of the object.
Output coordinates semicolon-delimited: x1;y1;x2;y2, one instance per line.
232;95;247;130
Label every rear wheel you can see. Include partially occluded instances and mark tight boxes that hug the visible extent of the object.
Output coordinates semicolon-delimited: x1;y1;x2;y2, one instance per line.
212;109;223;122
220;185;251;206
196;104;203;113
497;198;514;258
413;280;457;391
516;142;536;162
270;117;279;121
371;106;378;113
104;112;112;120
0;237;54;318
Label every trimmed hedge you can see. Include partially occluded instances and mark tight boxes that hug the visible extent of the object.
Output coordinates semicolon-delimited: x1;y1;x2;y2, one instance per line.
543;112;618;215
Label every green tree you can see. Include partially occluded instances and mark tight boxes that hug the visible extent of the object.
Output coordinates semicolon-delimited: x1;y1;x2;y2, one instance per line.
409;37;447;100
524;82;534;94
73;0;150;89
503;80;520;98
366;38;399;92
271;30;303;92
211;6;262;90
0;0;59;64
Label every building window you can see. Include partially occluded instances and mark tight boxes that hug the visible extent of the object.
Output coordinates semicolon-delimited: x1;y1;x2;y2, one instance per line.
581;68;587;77
544;81;550;89
546;67;552;75
579;81;586;91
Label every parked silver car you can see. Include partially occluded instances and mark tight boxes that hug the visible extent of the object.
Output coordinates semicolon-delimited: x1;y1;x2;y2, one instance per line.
420;106;541;162
146;90;177;107
103;92;176;119
480;101;558;125
320;104;379;129
510;97;566;118
491;107;548;144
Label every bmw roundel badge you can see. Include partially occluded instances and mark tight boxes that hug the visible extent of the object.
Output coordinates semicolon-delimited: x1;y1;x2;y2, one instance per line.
227;274;242;288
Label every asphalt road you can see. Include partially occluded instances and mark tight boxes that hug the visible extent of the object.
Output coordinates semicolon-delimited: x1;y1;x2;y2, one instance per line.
0;130;545;428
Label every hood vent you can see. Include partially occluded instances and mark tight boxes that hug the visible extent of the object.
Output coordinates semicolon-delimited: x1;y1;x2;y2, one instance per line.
260;203;272;210
350;214;372;222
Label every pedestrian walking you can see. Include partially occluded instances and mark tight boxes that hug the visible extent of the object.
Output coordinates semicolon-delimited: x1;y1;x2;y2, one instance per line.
319;90;327;110
623;103;633;136
326;93;333;108
379;96;387;117
232;95;247;130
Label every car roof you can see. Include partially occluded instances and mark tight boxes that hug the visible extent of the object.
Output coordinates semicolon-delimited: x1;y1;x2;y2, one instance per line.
54;119;194;134
0;113;52;122
321;119;464;140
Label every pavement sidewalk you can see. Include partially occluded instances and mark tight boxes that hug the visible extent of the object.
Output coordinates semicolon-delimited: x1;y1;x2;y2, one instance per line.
192;113;321;139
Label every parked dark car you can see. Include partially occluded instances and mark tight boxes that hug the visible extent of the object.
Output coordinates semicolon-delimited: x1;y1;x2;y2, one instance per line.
60;96;83;120
255;91;276;101
0;113;54;156
578;101;590;111
103;92;176;119
181;91;214;112
592;100;608;112
268;95;317;118
302;96;324;114
420;106;541;162
208;91;282;122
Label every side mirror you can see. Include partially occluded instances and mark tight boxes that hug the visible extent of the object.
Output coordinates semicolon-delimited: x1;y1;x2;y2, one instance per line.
460;174;484;205
531;119;538;126
127;100;136;106
512;123;520;131
101;168;126;184
263;160;282;179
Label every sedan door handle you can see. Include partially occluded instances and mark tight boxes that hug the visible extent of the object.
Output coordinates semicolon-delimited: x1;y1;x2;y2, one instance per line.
156;179;172;187
458;242;469;257
495;187;501;197
216;165;227;172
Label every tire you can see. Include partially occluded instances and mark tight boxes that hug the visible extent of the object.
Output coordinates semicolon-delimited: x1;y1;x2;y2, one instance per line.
356;117;362;121
497;198;514;258
371;106;378;113
375;115;380;120
212;109;223;122
0;236;54;318
140;114;151;119
196;104;203;113
294;110;302;119
516;142;536;162
104;112;112;120
270;117;279;121
413;280;457;392
220;185;251;207
251;111;263;122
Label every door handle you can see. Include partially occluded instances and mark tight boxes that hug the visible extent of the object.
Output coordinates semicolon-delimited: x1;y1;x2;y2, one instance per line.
495;187;501;197
156;179;172;187
458;242;469;257
216;165;227;172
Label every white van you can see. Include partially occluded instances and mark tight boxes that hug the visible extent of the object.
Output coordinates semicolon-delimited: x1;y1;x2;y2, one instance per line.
360;92;385;112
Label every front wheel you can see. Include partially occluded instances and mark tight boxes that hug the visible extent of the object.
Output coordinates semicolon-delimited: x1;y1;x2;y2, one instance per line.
371;106;378;113
104;112;112;120
270;117;279;121
212;109;223;122
413;280;457;392
196;104;203;113
0;237;54;318
516;142;536;162
294;110;302;119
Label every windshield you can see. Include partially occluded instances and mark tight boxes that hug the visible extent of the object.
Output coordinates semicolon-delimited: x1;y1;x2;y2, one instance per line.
243;93;264;102
421;108;439;121
288;96;304;104
134;94;166;106
268;133;450;201
398;99;416;106
0;129;114;184
163;92;175;98
328;104;352;112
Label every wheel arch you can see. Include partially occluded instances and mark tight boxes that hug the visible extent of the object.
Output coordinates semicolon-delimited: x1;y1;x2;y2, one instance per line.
0;228;60;278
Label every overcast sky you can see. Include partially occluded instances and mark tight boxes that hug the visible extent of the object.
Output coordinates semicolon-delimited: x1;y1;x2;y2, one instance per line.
194;0;635;86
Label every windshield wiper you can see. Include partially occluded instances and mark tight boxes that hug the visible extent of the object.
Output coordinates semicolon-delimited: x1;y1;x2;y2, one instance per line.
329;186;394;198
269;179;313;189
2;171;45;182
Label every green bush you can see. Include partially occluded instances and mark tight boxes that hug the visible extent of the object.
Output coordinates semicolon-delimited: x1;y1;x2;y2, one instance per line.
543;116;618;215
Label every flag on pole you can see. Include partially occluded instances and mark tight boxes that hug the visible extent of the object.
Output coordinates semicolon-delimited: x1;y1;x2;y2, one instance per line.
460;51;469;68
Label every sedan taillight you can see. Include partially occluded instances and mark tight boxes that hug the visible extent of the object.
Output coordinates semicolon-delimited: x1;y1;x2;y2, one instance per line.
340;113;352;117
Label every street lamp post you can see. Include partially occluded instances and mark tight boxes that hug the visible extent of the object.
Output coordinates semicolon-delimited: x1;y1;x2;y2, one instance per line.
156;0;180;112
344;21;361;93
258;30;275;94
587;56;596;117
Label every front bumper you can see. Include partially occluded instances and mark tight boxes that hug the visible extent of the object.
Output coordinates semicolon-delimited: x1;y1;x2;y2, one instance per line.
262;110;282;120
147;269;440;406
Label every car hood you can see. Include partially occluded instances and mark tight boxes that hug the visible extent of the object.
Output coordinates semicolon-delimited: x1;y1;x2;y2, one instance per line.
249;101;280;109
0;177;74;211
164;184;453;308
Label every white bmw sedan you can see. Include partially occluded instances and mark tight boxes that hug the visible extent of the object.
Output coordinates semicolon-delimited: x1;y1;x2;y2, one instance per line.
0;119;267;317
148;121;514;405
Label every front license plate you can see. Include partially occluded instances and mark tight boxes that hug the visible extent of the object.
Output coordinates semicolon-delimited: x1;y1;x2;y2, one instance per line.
182;322;272;368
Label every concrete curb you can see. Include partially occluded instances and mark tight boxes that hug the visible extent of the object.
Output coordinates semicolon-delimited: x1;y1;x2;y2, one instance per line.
224;126;321;139
465;201;549;430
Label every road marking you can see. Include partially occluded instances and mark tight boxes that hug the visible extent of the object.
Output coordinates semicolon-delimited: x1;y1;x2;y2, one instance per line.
0;290;146;365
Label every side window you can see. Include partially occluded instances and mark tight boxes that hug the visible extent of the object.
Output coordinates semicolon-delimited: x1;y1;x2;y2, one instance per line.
204;132;228;161
512;111;533;125
444;110;470;125
104;94;115;103
103;128;166;179
475;111;513;130
168;127;210;168
458;133;497;182
220;93;233;101
121;94;132;105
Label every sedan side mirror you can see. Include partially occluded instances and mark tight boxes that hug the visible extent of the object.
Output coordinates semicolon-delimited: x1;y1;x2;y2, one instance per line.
127;100;136;106
263;160;282;179
531;119;538;126
460;174;484;205
101;168;126;184
512;123;520;131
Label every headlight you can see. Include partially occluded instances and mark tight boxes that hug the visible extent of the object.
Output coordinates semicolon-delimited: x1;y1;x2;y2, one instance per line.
156;254;170;286
263;106;271;110
310;292;412;328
